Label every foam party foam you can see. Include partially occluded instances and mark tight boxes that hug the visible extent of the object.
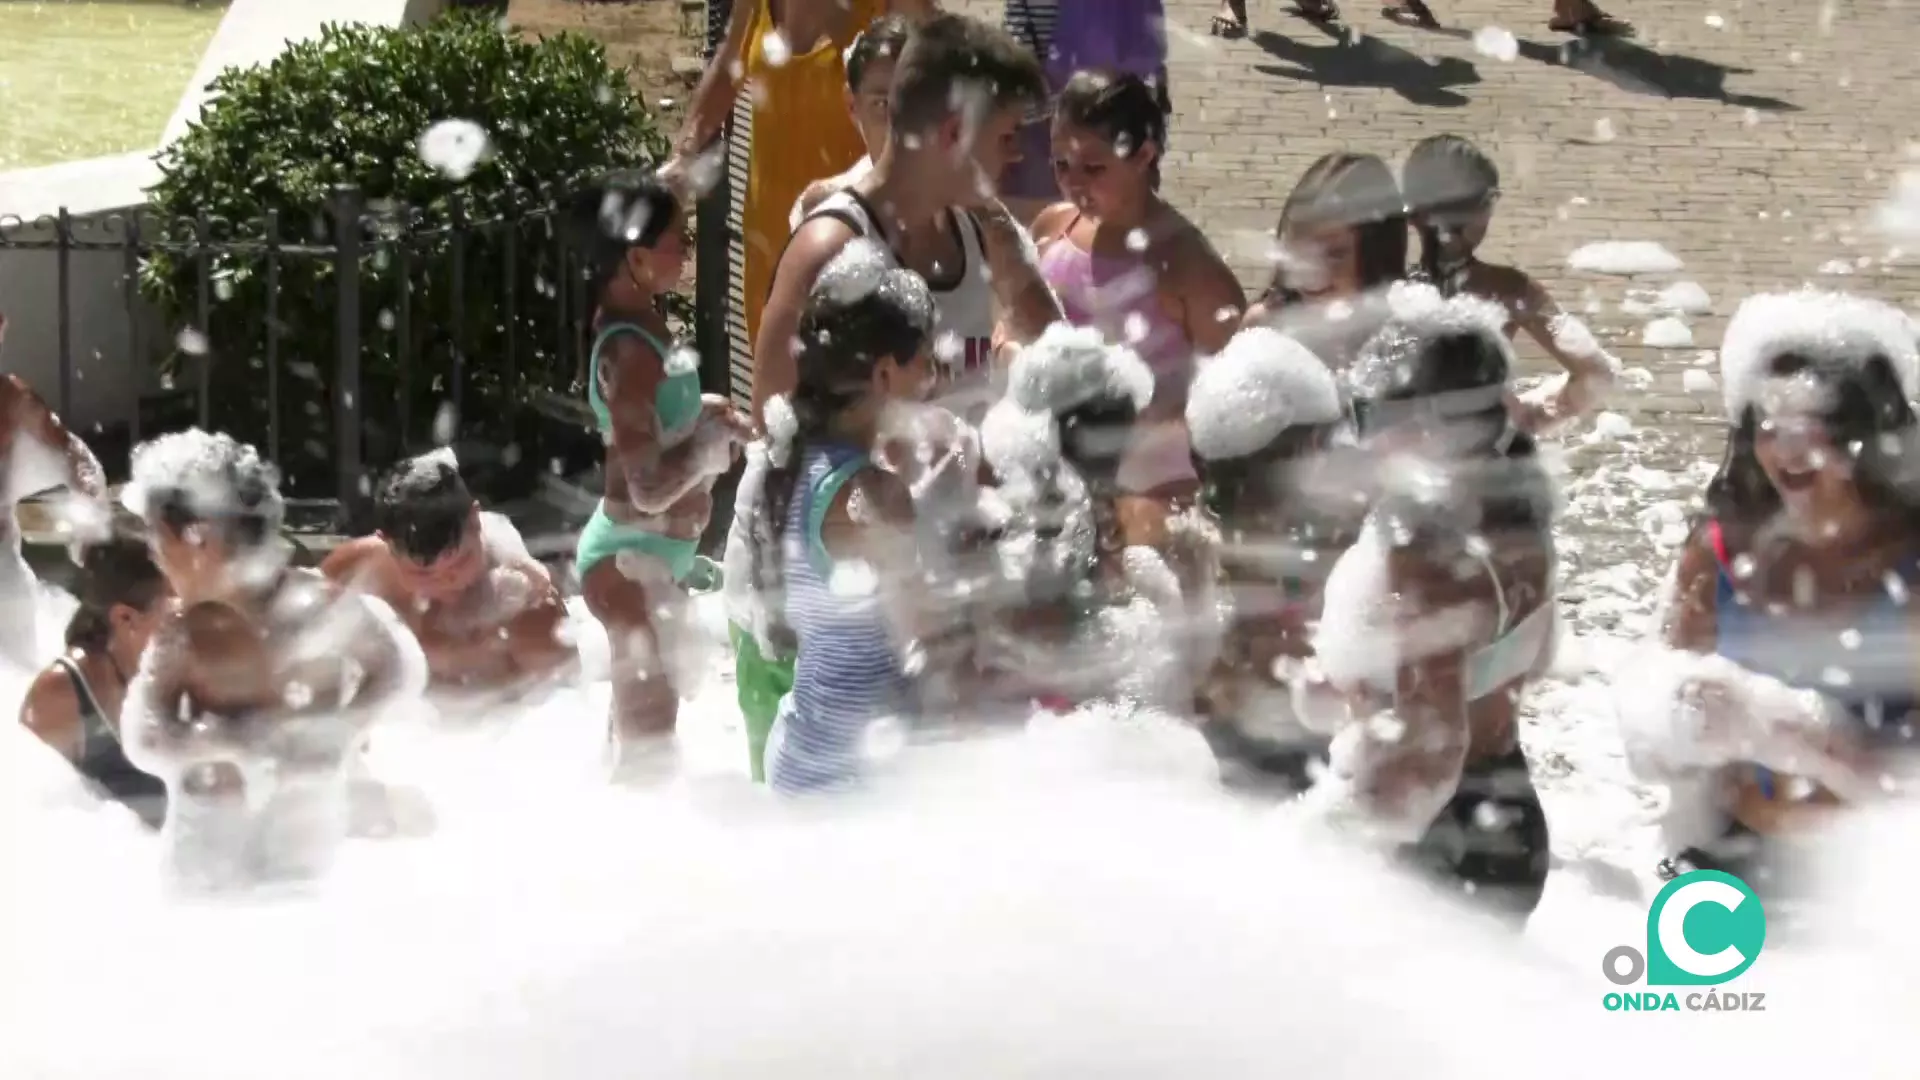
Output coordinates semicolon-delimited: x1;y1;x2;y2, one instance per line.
1716;289;1920;419
7;549;1920;1077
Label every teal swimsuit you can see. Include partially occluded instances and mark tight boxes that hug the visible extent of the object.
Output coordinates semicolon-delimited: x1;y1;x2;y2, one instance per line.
575;321;716;587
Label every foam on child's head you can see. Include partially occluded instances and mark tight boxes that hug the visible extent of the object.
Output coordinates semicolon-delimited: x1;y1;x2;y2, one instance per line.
1185;328;1342;462
814;238;894;306
122;428;283;529
1717;289;1920;419
1005;323;1153;418
980;397;1061;478
1344;282;1514;403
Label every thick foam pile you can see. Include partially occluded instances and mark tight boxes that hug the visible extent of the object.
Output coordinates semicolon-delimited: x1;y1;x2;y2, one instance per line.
1004;322;1154;420
1347;282;1516;402
1717;289;1920;418
1185;327;1342;462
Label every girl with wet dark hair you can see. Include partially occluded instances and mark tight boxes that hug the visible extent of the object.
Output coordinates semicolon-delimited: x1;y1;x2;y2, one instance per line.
1642;291;1920;891
1001;0;1171;220
1305;285;1558;926
19;536;172;828
746;242;941;794
1243;153;1408;390
564;171;751;781
1401;134;1615;434
1032;71;1246;504
1183;328;1358;796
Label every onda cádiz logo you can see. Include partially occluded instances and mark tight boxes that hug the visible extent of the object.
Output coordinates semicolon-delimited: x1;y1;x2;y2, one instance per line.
1600;869;1768;1013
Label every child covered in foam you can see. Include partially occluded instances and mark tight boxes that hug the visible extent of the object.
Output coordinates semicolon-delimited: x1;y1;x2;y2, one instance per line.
1618;289;1920;888
117;430;429;891
1184;325;1357;794
974;324;1226;729
1299;284;1562;926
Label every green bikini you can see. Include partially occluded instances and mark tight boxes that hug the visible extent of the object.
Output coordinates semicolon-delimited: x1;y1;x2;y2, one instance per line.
574;321;716;588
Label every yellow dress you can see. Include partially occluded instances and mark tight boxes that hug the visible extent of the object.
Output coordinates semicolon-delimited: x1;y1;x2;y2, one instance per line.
741;0;883;347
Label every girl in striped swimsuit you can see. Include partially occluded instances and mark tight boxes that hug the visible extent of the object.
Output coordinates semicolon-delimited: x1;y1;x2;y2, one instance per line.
749;243;942;794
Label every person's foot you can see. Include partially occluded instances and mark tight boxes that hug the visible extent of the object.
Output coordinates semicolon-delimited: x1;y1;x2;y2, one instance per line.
1550;1;1635;35
1210;0;1249;37
1382;0;1441;26
1293;0;1343;22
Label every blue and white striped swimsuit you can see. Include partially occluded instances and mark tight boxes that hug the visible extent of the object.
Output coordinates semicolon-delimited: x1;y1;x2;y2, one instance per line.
765;443;910;794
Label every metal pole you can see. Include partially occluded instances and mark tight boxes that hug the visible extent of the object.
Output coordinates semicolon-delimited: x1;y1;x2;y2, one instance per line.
332;187;365;531
55;209;73;421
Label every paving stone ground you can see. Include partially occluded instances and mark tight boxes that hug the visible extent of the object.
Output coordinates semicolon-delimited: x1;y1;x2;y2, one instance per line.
946;0;1919;584
957;0;1920;411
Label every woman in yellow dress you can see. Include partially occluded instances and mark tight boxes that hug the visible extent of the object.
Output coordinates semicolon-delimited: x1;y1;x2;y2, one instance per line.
668;0;935;351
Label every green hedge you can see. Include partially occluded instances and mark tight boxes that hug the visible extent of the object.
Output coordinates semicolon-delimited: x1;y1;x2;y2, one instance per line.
142;11;669;494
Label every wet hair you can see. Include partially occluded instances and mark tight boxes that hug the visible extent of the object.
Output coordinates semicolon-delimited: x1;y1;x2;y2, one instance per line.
1054;393;1140;500
847;14;912;93
373;451;475;564
129;429;284;552
1054;70;1167;177
890;13;1048;136
1198;424;1340;525
565;171;681;297
1402;135;1501;292
64;536;167;651
751;248;936;654
1358;311;1549;536
1705;349;1920;541
1264;153;1408;305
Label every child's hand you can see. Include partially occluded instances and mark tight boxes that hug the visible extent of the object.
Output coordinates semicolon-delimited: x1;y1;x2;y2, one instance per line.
699;394;754;443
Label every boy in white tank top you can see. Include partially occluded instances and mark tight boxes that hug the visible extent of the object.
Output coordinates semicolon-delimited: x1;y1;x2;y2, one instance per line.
751;13;1059;429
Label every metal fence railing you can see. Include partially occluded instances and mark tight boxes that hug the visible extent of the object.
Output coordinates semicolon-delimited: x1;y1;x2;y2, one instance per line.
0;182;724;535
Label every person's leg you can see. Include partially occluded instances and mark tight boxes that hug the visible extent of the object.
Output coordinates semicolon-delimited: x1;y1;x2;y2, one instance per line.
731;623;795;782
1210;0;1249;36
577;512;702;780
584;561;683;779
1400;748;1550;928
1549;0;1633;35
1382;0;1440;27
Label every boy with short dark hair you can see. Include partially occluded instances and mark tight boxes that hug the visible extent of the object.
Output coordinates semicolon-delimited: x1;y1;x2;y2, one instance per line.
323;450;573;692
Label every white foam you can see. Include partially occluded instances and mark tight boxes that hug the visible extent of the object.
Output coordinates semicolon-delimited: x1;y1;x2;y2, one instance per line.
417;120;490;182
1716;289;1920;418
123;429;284;529
1873;168;1920;245
1185;327;1342;461
1471;25;1519;61
1641;317;1694;348
1567;241;1684;275
1004;322;1154;417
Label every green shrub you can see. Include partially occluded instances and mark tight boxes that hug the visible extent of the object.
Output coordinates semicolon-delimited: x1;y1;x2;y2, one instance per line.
142;11;668;496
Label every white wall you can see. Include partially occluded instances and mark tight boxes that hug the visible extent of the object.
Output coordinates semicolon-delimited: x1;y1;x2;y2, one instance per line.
0;0;446;438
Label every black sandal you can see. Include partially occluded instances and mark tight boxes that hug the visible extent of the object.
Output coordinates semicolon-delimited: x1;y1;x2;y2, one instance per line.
1209;12;1250;37
1293;0;1343;22
1382;0;1441;26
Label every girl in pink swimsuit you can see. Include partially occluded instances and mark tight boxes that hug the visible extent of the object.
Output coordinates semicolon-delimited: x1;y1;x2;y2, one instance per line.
1031;71;1245;502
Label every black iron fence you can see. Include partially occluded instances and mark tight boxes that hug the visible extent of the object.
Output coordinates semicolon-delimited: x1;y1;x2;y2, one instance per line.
0;185;694;534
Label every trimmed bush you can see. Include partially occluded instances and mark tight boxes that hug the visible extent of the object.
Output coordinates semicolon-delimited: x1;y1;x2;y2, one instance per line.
142;11;668;496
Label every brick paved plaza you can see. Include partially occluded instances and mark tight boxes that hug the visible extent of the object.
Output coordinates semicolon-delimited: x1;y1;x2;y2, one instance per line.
957;0;1920;418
